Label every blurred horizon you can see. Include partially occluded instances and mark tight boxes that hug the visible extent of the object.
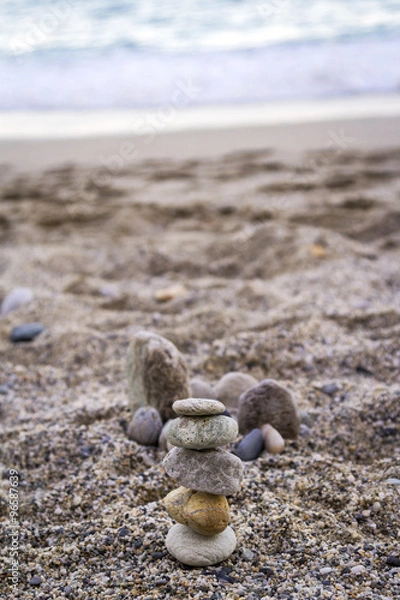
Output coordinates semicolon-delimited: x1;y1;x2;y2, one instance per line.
1;0;400;111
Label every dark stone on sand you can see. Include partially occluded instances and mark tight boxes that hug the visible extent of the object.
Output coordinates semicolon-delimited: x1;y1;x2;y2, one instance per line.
118;527;130;538
234;428;264;461
29;576;42;586
10;322;45;343
321;383;339;396
386;556;400;567
238;379;300;439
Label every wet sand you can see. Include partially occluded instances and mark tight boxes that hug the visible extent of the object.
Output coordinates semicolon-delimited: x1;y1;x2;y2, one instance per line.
0;114;399;598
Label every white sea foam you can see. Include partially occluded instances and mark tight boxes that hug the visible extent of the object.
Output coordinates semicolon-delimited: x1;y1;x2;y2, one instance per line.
0;0;399;110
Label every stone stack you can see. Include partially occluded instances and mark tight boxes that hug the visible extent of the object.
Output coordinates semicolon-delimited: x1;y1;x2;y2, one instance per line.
163;398;244;566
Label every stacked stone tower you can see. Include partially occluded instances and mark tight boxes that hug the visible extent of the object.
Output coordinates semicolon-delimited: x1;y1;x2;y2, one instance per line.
163;398;244;566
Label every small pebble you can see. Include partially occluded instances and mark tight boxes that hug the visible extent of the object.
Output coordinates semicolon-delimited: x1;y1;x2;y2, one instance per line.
154;284;187;302
386;478;400;485
1;287;34;315
321;383;339;396
299;410;313;427
10;322;45;343
350;565;365;575
261;424;285;454
127;407;163;446
241;548;255;561
386;556;400;567
28;576;42;586
0;385;9;395
234;428;264;461
299;423;312;438
320;567;333;575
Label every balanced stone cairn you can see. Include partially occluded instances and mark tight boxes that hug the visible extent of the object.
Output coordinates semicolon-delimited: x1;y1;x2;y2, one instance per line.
163;398;244;566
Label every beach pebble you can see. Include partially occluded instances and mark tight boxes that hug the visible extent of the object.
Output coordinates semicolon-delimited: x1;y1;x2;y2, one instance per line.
299;410;313;427
234;428;264;461
165;414;238;449
190;377;217;399
299;424;312;438
158;419;175;451
10;322;45;343
154;284;187;303
261;424;285;454
166;523;236;566
0;385;9;395
163;447;244;496
1;287;34;315
127;407;163;446
238;379;300;439
164;486;230;535
321;383;339;396
173;398;225;416
216;372;258;409
126;330;190;421
28;576;42;586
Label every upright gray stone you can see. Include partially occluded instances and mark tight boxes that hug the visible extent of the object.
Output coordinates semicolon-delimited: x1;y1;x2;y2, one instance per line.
126;331;190;421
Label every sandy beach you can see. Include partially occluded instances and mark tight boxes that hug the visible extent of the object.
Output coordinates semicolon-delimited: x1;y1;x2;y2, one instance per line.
1;108;400;599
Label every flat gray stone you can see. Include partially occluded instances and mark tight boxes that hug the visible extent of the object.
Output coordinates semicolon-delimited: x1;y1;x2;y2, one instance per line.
216;372;258;409
10;322;45;343
126;331;190;421
238;379;300;439
166;523;236;566
173;398;226;416
165;414;238;449
163;447;244;495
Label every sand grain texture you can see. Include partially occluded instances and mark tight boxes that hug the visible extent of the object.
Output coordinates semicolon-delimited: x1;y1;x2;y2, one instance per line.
0;141;400;598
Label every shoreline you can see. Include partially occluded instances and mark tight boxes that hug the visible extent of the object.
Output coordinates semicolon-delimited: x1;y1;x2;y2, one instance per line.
0;115;399;173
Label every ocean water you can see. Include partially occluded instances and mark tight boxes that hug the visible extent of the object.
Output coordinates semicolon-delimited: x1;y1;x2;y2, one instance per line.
1;0;400;110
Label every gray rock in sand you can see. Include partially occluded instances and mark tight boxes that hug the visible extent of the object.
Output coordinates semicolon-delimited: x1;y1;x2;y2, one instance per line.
190;377;217;399
234;428;264;461
216;372;258;409
126;331;190;422
238;379;300;439
127;407;163;446
166;523;237;566
165;414;238;449
163;446;244;496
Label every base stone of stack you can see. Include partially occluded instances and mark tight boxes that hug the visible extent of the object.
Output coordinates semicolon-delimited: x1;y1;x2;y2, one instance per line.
166;523;237;566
